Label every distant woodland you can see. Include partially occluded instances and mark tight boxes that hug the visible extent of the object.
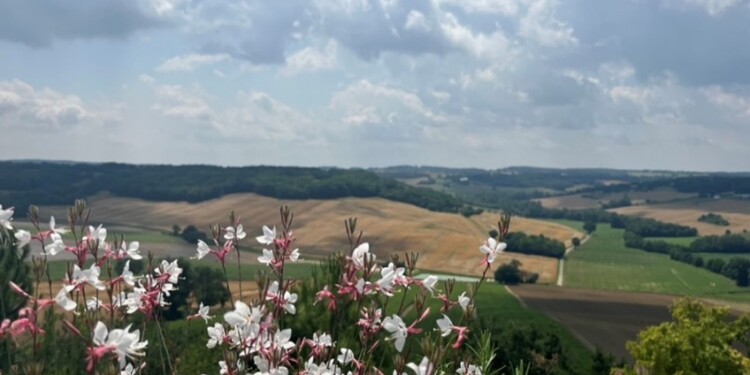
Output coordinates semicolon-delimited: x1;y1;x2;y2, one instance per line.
0;162;468;214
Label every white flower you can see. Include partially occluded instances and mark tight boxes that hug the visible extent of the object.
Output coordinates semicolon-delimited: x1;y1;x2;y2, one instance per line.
224;300;263;329
258;248;274;265
155;259;182;284
305;358;340;375
337;348;355;365
378;262;406;296
254;356;289;375
382;314;408;352
86;297;102;312
44;232;65;256
194;240;211;260
0;205;13;230
312;332;333;347
407;357;434;375
85;224;108;247
121;260;136;286
273;328;296;351
480;237;506;264
207;323;226;349
436;314;453;337
457;362;482;375
225;225;247;241
256;225;276;245
458;292;470;311
421;275;439;295
14;230;31;248
196;302;213;323
120;363;137;375
49;216;68;234
352;242;375;270
92;321;148;370
267;281;298;315
289;248;300;262
121;241;142;260
55;287;77;311
66;264;105;291
219;360;229;375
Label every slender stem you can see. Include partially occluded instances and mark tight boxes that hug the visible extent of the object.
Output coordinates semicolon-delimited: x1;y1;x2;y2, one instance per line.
221;261;232;301
156;320;173;373
235;243;242;299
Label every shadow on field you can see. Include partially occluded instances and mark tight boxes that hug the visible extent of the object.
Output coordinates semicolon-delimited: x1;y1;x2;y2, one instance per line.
508;285;676;361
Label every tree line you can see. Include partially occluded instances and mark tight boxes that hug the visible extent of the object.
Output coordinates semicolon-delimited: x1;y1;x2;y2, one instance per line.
0;162;474;215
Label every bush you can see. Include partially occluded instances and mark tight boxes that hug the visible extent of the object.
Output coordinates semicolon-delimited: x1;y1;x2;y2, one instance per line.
495;260;523;285
698;212;730;226
571;237;581;247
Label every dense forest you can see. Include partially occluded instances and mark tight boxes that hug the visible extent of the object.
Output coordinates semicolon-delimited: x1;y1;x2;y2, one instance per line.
0;162;468;214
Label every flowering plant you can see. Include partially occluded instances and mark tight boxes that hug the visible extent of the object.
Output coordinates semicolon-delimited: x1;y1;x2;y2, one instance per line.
0;201;512;375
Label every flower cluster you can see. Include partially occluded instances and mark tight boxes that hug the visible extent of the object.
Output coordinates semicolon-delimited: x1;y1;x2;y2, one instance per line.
0;201;509;375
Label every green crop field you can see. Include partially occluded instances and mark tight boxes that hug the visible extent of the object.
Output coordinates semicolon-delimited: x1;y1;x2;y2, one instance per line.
564;224;750;303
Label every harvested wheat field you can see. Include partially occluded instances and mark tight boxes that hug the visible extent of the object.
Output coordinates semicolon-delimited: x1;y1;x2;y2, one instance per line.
613;200;750;236
37;193;581;283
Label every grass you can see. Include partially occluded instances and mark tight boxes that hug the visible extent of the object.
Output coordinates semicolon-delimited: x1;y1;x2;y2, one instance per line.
564;224;750;303
644;236;697;246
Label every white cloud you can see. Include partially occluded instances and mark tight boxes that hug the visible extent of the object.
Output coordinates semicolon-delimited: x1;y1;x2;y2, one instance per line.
671;0;746;15
518;0;578;47
438;12;510;61
141;78;214;121
0;79;120;129
434;0;520;16
156;53;230;72
404;10;431;32
281;40;338;76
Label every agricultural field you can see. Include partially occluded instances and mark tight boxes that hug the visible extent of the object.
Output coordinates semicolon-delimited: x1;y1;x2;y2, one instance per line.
536;188;696;209
613;198;750;235
510;285;674;360
564;224;750;303
33;193;581;283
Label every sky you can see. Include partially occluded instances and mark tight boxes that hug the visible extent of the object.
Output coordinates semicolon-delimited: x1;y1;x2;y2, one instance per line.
1;0;750;171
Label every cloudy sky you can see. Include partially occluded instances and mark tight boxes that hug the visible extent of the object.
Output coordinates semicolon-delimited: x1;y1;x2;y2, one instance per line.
1;0;750;171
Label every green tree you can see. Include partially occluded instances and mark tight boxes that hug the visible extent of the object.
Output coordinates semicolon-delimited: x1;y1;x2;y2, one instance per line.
191;266;230;307
495;259;522;285
571;237;581;247
0;227;31;320
583;221;597;234
624;298;750;375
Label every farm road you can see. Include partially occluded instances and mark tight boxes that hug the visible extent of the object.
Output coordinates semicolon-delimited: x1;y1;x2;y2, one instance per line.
509;285;674;361
556;235;590;286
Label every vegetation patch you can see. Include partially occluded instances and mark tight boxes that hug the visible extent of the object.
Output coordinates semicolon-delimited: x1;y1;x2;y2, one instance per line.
698;212;730;226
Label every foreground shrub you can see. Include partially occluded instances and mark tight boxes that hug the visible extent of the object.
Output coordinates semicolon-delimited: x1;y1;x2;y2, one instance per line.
621;298;750;375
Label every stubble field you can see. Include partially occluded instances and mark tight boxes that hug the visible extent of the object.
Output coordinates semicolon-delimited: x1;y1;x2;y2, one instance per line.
33;193;582;283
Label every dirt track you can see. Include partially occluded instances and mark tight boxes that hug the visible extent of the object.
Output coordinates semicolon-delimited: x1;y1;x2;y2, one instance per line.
508;285;676;360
